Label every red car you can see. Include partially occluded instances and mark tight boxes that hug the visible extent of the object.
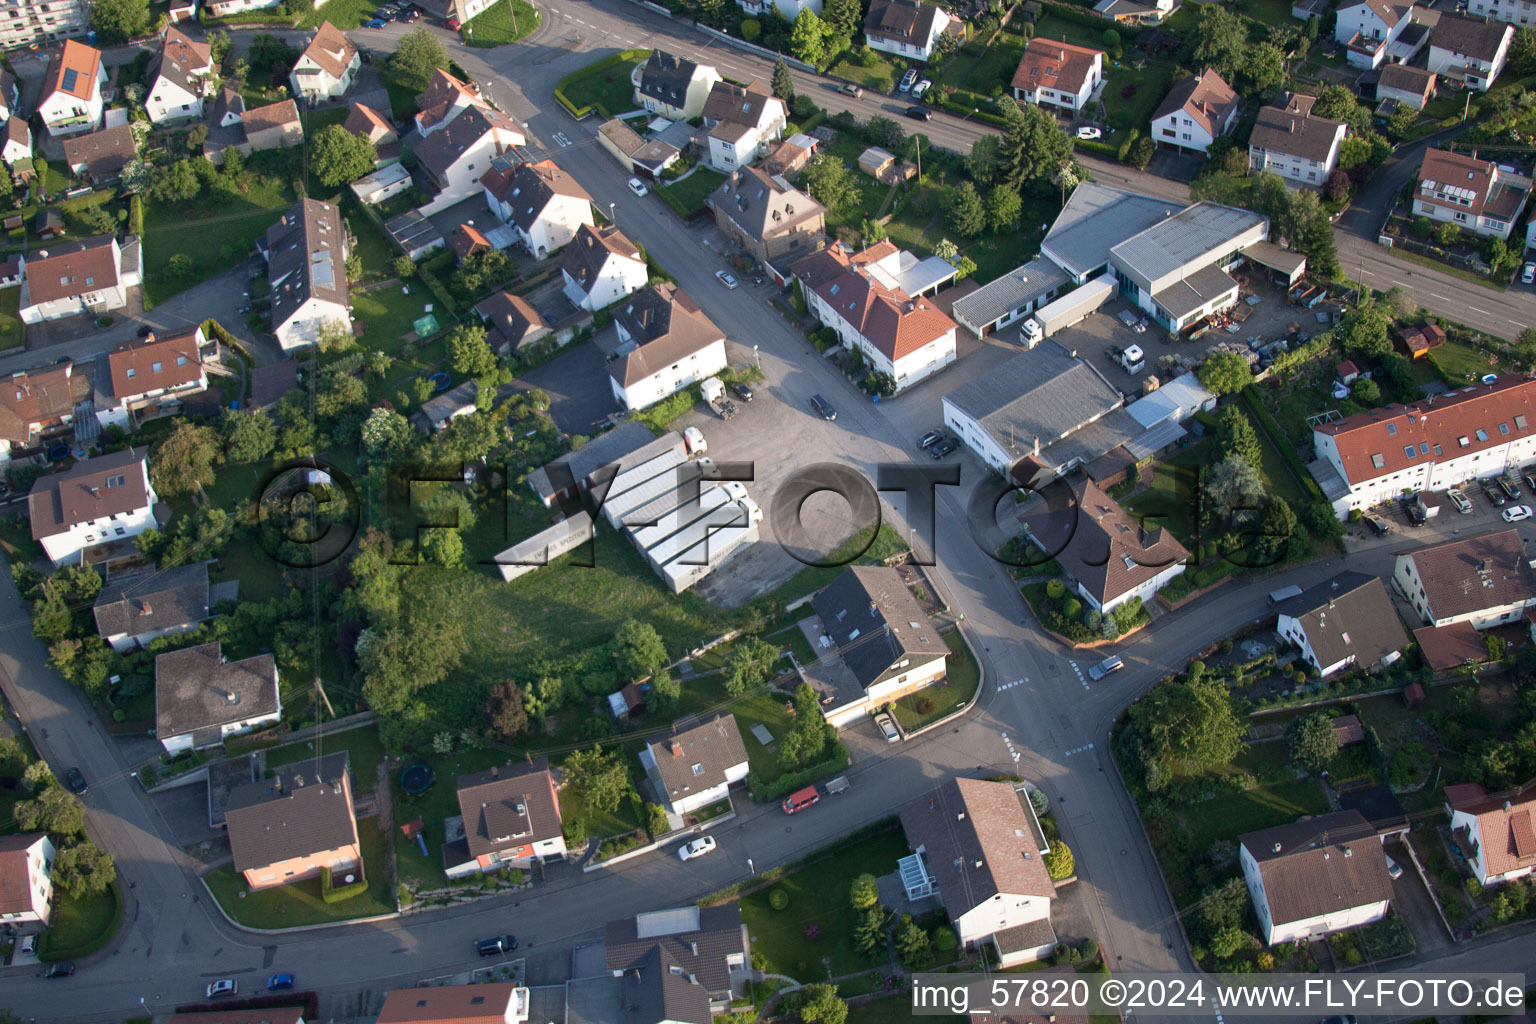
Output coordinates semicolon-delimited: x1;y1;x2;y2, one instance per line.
445;16;460;27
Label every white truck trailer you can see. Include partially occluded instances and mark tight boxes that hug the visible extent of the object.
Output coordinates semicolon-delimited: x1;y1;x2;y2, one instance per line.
1019;277;1116;345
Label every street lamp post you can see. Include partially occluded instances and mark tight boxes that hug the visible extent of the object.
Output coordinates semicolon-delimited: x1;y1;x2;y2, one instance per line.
753;344;760;369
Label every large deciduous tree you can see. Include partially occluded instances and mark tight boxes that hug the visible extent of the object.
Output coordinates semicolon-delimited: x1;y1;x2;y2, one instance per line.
1287;712;1338;773
612;620;668;681
803;153;860;210
90;0;150;44
151;422;221;498
312;125;378;187
389;27;451;90
563;745;631;813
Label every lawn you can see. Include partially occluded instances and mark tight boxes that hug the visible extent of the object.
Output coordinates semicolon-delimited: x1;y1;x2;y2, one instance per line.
845;994;965;1023
461;0;540;46
828;51;902;93
890;630;979;732
1176;778;1328;855
264;723;387;794
558;778;643;841
213;538;293;604
297;0;376;28
0;285;22;351
391;744;513;890
1100;58;1176;134
721;688;799;784
1123;441;1205;543
1243;0;1300;30
738;825;910;980
36;884;122;961
351;279;445;355
659;168;729;216
203;817;395;927
560;55;644;118
1432;338;1499;383
934;34;1026;94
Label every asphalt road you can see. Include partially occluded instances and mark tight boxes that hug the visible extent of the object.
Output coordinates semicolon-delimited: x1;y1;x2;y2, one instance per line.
3;7;1535;1021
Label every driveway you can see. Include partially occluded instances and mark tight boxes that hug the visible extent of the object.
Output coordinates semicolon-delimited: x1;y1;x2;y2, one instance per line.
1385;835;1454;957
1145;149;1205;184
513;339;617;436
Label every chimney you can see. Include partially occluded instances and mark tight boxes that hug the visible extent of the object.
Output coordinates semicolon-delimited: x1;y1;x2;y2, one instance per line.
274;776;283;794
957;811;966;821
1506;800;1513;812
689;941;698;955
1273;842;1282;853
140;599;152;614
973;858;983;869
671;741;684;757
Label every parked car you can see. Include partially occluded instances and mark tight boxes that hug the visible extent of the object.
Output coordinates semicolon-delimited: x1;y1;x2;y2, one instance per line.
903;106;932;121
1399;496;1426;526
715;270;739;290
732;382;754;401
1448;489;1473;514
930;438;960;458
1482;478;1509;506
476;935;517;956
840;82;864;97
20;935;36;956
627;177;648;197
1524;262;1535;284
1363;511;1391;535
1503;504;1532;523
782;785;820;814
1525;471;1536;495
207;980;237;998
444;15;460;27
874;712;900;743
811;394;836;420
1075;125;1102;140
911;79;932;98
899;69;918;92
43;961;74;978
397;7;420;19
1500;475;1521;500
267;973;297;990
1385;855;1403;880
917;429;945;448
372;6;391;15
64;766;87;795
1088;655;1124;681
364;17;387;27
678;836;717;861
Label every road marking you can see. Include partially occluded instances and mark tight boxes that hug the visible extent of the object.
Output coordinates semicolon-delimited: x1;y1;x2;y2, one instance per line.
552;132;572;147
1065;742;1095;757
997;677;1028;691
1360;269;1375;276
1430;292;1451;302
1068;661;1090;690
1002;734;1022;763
1512;319;1527;328
1467;305;1490;315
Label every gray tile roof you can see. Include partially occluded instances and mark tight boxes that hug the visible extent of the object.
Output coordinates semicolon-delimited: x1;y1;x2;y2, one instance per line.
1240;809;1393;927
620;946;712;1024
93;561;211;641
945;341;1123;455
225;751;358;872
949;257;1069;331
1150;263;1239;319
1111;202;1266;288
647;715;747;806
263;198;348;334
1042;182;1182;279
637;51;702;107
610;284;725;389
604;904;745;995
1431;12;1512;63
154;641;278;740
455;759;563;859
1400;528;1536;622
1276;571;1409;672
811;565;948;690
1249;92;1346;164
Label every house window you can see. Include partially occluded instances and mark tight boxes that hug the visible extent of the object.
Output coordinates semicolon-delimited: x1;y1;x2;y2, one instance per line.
691;763;703;774
151;362;162;373
1387;424;1397;435
125;368;135;378
1500;422;1510;435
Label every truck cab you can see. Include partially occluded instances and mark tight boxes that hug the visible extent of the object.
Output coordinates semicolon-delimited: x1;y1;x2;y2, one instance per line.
1119;344;1144;374
1019;318;1043;347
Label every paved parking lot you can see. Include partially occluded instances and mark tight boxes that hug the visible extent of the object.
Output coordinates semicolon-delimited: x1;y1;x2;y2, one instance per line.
512;340;616;436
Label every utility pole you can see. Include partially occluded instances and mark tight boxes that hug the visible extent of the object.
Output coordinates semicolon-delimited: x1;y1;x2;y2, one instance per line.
313;676;336;719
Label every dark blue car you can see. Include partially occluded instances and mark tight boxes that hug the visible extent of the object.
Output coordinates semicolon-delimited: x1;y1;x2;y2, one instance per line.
365;17;386;27
267;973;297;990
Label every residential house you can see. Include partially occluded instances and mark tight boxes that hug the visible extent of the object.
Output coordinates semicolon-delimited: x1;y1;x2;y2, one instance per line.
1274;572;1409;678
0;833;54;928
259;198;351;351
0;359;89;463
474;291;551;357
154;641;280;754
482;158;594;257
19;235;139;324
211;86;245;127
345;101;397;147
1093;0;1177;21
1393;529;1536;628
949;257;1070;337
450;223;491;264
864;0;953;61
1444;780;1536;887
1311;376;1536;514
416;380;479;434
899;778;1057;965
764;132;818;177
443;760;566;878
560;223;648;311
1239;810;1394;945
204;0;305;16
225;752;361;890
95;326;208;430
605;905;750;1010
1020;475;1189;613
414;68;485;135
0;0;88;50
631;51;721;119
376;984;530;1024
38;40;105;136
1248;92;1349;186
1377;62;1438;108
1335;0;1422;67
62;123;137;184
609;284;728;410
2;117;30;168
27;446;157;565
241;98;303;152
1150;68;1239;153
708;166;826;264
807;564;949;726
800;239;958;391
1468;0;1536;26
169;1012;306;1024
525;420;667;507
145;26;212;123
1427;13;1514;90
412;0;499;27
289;21;360;103
92;561;213;653
700;79;787;172
639;715;748;816
415;106;526;216
1010;38;1104;114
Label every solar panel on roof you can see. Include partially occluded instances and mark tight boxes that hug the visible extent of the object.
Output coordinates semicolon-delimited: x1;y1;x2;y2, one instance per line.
62;68;78;92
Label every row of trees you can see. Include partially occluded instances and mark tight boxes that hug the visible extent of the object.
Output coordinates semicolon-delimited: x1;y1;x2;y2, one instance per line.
0;742;116;901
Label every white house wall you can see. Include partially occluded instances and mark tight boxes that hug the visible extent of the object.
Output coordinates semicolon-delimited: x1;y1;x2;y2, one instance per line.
1318;427;1536;514
612;337;727;410
952;892;1051;947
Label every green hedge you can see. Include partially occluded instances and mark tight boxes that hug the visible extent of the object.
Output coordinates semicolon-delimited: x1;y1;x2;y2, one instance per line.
415;261;458;316
1240;385;1324;501
128;194;143;237
746;742;849;802
321;866;370;903
1074;138;1119;159
555;49;650;119
932;91;1011;127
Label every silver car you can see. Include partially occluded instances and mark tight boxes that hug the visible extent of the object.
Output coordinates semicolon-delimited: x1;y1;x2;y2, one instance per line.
875;712;900;742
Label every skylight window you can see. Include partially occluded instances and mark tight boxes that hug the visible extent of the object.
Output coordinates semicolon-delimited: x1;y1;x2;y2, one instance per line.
1419;442;1430;455
1500;422;1510;435
1476;428;1489;441
1386;423;1397;435
1371;453;1385;468
1517;415;1528;429
1404;446;1415;459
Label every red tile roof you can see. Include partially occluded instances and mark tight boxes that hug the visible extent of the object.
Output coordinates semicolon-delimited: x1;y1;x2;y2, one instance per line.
1447;779;1536;880
107;328;203;399
1152;68;1237;138
811;246;955;363
1316;375;1536;486
1011;37;1102;96
43;40;101;102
